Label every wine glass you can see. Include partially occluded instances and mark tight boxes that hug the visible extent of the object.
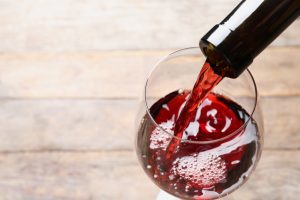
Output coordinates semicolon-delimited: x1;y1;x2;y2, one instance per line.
135;47;263;200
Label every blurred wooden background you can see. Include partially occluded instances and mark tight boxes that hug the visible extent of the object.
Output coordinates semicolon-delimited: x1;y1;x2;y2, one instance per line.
0;0;298;199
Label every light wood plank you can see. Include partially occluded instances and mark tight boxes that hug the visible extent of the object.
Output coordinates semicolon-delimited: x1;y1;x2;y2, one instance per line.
0;52;157;98
251;47;300;97
0;47;298;98
0;99;138;151
0;0;298;52
0;150;297;200
262;96;300;150
0;151;157;200
230;150;300;200
0;96;297;151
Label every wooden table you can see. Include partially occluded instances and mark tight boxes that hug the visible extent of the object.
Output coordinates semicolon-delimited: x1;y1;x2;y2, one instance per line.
0;1;298;199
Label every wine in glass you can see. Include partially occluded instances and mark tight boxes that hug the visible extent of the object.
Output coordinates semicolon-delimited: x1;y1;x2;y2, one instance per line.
135;47;263;200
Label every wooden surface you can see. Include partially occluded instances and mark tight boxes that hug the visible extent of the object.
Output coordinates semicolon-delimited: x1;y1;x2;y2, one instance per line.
0;1;298;199
0;0;299;51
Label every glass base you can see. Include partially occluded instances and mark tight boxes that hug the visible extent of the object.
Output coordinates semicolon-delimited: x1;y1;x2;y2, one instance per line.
156;190;236;200
156;190;180;200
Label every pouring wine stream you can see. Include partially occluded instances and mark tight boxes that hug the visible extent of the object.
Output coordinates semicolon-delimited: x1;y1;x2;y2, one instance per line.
165;60;223;160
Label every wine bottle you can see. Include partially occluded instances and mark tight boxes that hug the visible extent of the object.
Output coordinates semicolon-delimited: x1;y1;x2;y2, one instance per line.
200;0;300;78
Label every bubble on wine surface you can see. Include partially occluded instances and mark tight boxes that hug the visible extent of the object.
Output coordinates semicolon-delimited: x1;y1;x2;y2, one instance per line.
171;152;227;187
231;160;240;165
162;104;170;111
149;120;174;150
178;88;187;95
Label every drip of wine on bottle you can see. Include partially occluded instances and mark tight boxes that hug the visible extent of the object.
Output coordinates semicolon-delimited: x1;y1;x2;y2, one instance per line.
166;60;223;160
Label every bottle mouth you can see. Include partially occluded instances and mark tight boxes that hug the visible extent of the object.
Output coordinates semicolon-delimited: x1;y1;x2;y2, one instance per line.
144;47;258;145
200;24;254;78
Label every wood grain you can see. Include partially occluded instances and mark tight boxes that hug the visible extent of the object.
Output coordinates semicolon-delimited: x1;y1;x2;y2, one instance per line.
251;47;300;97
0;47;298;98
0;0;298;52
0;150;297;200
0;99;138;151
0;96;297;152
0;151;157;200
230;150;300;200
262;96;300;150
0;52;152;98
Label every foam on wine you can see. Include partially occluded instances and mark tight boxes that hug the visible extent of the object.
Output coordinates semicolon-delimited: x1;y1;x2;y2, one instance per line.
171;152;227;188
150;120;173;150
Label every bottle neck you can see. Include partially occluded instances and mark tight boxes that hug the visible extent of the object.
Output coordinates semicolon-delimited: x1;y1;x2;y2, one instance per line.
200;0;300;78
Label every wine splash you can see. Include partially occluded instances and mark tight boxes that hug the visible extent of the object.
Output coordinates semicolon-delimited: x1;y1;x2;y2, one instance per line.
166;60;223;159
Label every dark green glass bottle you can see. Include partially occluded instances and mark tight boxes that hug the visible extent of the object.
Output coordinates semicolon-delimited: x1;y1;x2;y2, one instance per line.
200;0;300;78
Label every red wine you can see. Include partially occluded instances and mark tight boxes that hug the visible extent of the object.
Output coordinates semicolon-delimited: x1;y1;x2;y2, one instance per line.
166;61;222;160
136;90;261;199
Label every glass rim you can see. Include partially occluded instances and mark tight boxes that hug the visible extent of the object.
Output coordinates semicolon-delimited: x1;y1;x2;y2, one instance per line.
144;47;258;145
